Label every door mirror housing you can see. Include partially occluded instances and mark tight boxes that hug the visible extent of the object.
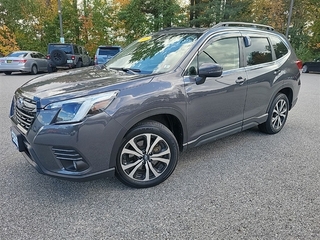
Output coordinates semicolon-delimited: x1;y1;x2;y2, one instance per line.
196;63;223;85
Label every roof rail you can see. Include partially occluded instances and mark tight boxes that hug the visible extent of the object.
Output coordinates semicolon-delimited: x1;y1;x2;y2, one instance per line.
214;22;274;31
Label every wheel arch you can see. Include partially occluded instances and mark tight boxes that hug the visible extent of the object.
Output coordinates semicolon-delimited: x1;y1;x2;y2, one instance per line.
109;109;187;169
278;87;293;109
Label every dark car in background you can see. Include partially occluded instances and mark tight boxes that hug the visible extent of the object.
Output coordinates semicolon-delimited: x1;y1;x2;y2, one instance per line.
302;58;320;73
9;22;302;188
47;43;91;69
94;45;122;65
0;51;56;75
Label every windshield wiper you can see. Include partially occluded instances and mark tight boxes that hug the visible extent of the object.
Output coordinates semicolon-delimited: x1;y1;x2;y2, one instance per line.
109;67;141;75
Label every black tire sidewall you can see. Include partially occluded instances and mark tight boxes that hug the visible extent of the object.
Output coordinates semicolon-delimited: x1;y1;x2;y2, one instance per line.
31;64;37;75
265;93;289;134
116;121;179;188
50;49;67;66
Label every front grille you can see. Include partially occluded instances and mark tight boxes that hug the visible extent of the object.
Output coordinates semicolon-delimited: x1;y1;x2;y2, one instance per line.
52;147;84;161
14;97;37;132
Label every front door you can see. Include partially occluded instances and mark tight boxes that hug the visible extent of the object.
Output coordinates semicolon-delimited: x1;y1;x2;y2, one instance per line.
184;32;248;146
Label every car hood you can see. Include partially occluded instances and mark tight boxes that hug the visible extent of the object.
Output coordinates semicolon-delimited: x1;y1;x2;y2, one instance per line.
17;66;153;106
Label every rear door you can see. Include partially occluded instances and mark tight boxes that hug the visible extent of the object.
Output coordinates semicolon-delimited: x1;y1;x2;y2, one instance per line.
241;32;285;126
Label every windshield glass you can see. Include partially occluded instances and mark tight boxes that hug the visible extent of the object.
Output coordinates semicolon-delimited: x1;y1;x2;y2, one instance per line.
106;33;200;74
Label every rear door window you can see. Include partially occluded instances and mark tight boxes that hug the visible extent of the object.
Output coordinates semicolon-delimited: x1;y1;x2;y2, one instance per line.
245;37;272;66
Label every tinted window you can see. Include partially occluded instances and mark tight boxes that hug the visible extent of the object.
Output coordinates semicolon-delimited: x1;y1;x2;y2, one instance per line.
49;45;73;54
98;47;121;56
245;37;272;66
200;37;240;71
38;53;45;58
269;35;288;59
73;45;79;54
186;37;239;75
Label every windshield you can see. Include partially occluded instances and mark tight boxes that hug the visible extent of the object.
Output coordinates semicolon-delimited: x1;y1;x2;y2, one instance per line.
106;33;200;74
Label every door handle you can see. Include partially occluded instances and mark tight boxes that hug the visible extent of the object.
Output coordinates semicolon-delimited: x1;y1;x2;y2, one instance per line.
235;77;246;85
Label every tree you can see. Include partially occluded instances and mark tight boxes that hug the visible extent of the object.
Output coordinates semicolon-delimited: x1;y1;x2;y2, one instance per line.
117;0;181;45
0;25;19;55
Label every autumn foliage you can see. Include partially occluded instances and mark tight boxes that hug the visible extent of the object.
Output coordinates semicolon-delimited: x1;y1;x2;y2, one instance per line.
0;0;319;60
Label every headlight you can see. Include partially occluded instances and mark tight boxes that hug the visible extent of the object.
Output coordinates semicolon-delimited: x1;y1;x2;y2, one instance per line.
45;91;118;123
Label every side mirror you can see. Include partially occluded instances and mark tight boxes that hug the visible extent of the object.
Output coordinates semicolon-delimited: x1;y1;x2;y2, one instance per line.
196;63;223;85
243;36;251;47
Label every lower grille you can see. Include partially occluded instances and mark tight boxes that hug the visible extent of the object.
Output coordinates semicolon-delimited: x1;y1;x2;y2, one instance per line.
52;147;89;172
52;147;84;161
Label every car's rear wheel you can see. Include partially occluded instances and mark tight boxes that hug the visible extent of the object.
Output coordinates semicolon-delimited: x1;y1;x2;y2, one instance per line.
259;93;289;134
116;121;179;188
302;65;309;73
30;64;38;75
4;71;12;75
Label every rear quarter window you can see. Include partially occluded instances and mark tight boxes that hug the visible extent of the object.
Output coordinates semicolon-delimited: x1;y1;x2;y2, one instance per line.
269;35;289;59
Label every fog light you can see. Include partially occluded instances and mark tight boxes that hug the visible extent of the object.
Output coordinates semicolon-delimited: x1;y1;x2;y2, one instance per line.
72;160;89;171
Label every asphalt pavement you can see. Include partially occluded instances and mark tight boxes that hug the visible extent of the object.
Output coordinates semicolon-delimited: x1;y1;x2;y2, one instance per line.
0;72;319;239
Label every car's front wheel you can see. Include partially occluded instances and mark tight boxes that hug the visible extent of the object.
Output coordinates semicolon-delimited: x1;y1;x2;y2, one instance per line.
116;121;179;188
259;93;289;134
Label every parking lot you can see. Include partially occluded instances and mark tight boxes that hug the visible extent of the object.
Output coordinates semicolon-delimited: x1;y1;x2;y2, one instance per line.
0;72;319;239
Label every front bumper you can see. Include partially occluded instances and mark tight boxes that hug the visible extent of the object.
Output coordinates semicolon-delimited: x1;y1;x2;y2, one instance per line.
9;111;122;181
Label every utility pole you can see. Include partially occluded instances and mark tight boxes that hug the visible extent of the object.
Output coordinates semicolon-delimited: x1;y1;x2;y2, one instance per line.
58;0;64;43
286;0;294;38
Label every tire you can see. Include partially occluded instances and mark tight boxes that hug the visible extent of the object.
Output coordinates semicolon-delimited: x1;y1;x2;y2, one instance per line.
259;93;289;134
4;71;12;75
116;121;179;188
50;49;67;66
30;64;38;75
76;60;83;68
302;65;309;73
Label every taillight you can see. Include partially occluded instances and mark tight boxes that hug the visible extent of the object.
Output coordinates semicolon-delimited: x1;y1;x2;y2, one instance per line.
0;59;4;63
71;55;75;60
13;59;27;63
47;55;50;60
94;55;97;65
296;60;303;70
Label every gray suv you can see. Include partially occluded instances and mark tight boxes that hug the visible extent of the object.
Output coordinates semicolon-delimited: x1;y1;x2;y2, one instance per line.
10;22;302;188
47;43;91;68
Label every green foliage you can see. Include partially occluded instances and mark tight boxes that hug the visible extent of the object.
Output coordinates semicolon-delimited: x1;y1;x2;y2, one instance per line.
117;0;181;45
